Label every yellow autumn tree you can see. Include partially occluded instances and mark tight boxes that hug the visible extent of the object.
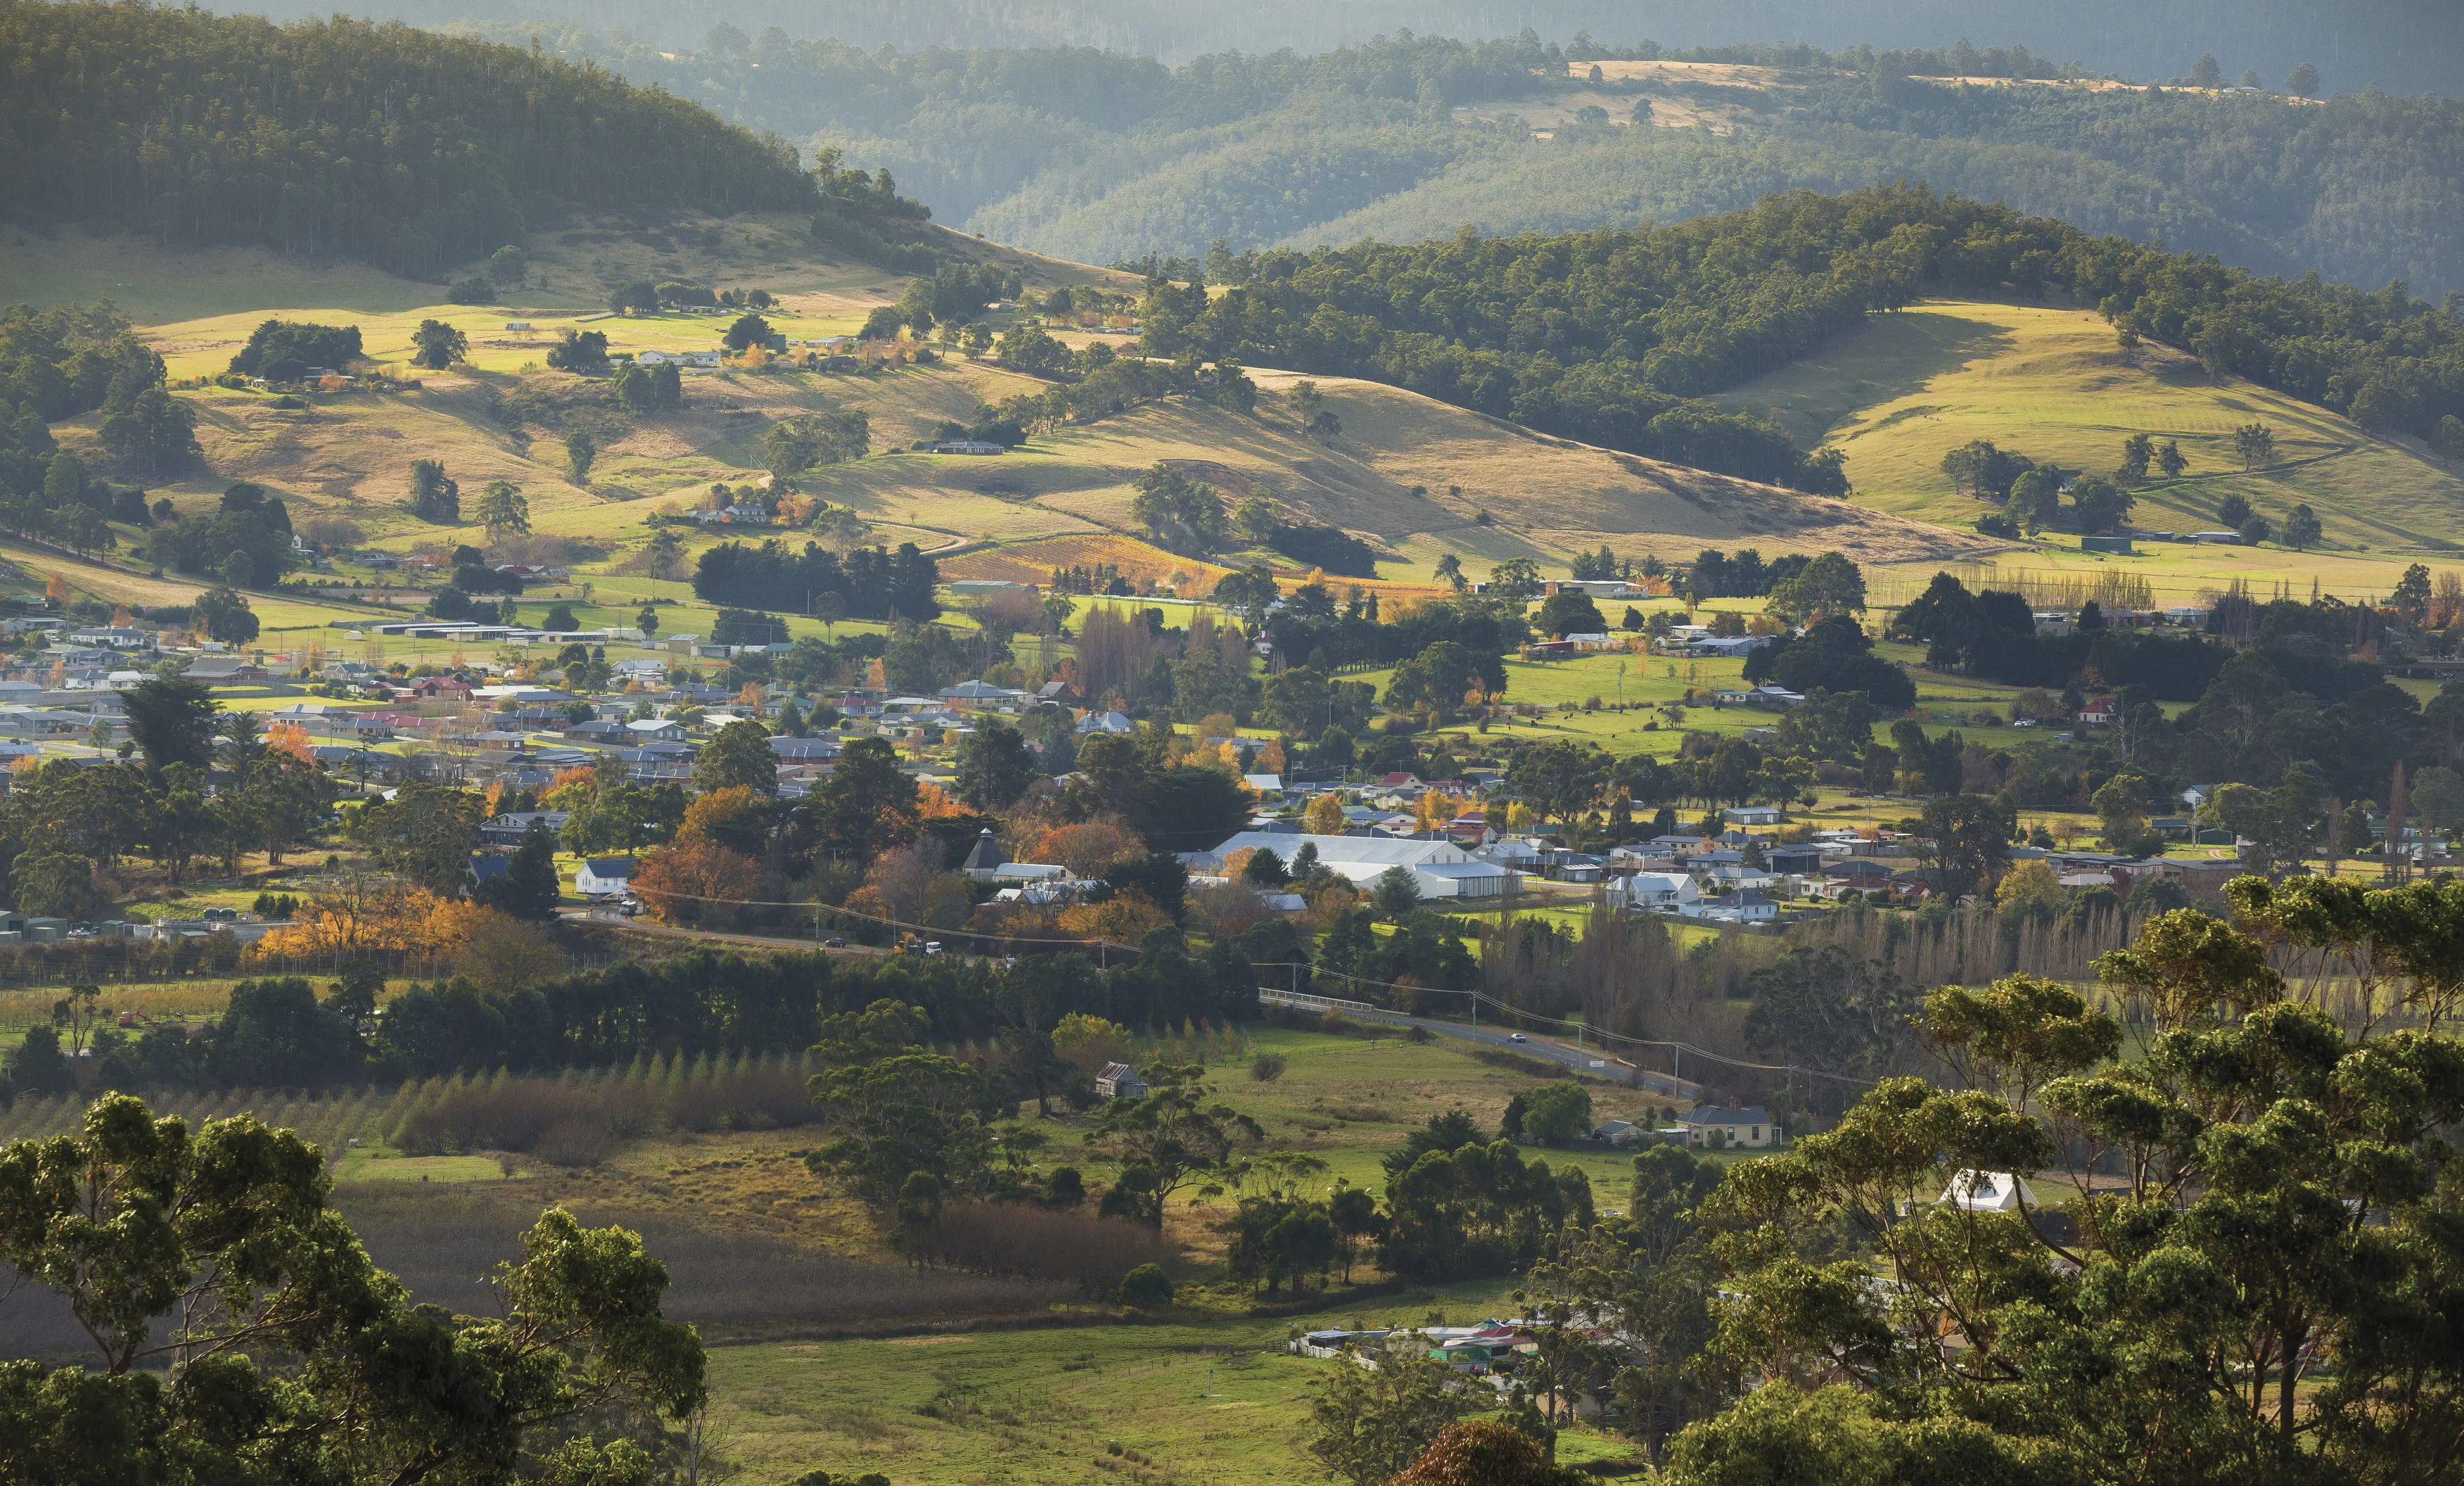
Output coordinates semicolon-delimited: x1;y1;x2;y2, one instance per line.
1052;1012;1133;1078
1059;889;1171;943
253;882;459;962
677;785;755;844
266;720;317;761
1030;821;1142;877
1305;793;1346;834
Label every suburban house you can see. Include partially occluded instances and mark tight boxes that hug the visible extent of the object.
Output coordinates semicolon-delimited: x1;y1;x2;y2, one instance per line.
939;679;1028;706
1095;1062;1147;1100
575;858;634;897
769;735;841;763
183;655;264;683
1680;1103;1777;1149
958;829;1007;881
1607;871;1698;913
480;811;570;846
627;718;687;743
1684;889;1780;922
1722;805;1784;827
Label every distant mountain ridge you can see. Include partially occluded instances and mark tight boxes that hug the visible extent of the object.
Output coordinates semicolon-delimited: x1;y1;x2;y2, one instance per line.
441;25;2464;296
243;0;2464;98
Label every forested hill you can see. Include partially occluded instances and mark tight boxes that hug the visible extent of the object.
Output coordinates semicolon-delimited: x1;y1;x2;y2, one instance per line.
1136;182;2464;485
439;24;2464;297
0;1;819;277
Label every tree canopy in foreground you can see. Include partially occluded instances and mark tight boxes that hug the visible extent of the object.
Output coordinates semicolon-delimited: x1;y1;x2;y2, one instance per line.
0;1093;704;1485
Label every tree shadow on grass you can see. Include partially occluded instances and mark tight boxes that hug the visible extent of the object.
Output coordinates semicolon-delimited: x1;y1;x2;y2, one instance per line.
1717;308;2017;444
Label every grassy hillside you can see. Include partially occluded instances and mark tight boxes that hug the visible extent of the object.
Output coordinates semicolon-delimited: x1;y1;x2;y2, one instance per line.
0;215;1972;590
1709;298;2464;560
23;242;2459;610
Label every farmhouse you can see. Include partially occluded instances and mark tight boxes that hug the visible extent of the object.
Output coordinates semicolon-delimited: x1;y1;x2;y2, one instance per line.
1679;1103;1776;1148
575;858;634;897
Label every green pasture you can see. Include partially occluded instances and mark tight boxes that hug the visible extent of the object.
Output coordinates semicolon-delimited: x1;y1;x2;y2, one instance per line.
707;1277;1642;1486
1714;298;2464;572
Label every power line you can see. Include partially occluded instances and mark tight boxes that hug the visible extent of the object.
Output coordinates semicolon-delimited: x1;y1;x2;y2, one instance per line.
611;885;1147;958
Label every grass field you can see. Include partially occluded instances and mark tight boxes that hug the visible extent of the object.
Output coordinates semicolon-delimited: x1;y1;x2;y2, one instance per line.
1713;299;2464;587
706;1278;1645;1486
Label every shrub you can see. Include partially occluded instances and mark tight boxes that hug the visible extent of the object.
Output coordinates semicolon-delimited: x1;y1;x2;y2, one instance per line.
666;1065;816;1131
1520;1081;1593;1145
395;1079;651;1156
534;1119;614;1167
1249;1051;1287;1082
397;1082;582;1153
1117;1262;1173;1309
907;1202;1175;1297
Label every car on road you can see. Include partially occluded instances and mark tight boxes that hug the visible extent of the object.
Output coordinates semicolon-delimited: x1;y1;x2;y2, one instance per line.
1508;1032;1528;1043
823;936;847;948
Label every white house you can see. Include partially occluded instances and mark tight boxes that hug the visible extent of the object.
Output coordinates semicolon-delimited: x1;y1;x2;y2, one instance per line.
1723;805;1783;827
1939;1170;2038;1213
1608;871;1699;913
1189;831;1519;898
1683;889;1780;922
574;858;634;897
1680;1103;1776;1148
1095;1062;1147;1100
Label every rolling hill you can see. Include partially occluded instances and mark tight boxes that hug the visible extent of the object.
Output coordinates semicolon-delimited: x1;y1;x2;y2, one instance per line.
6;6;2464;626
23;220;1974;597
1709;298;2464;557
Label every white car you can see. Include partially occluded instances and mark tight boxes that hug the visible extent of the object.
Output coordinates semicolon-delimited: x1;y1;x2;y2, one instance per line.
2012;719;2038;728
1508;1033;1528;1043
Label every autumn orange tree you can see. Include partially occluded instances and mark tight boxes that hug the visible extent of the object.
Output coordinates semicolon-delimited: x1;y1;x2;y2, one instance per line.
632;839;760;927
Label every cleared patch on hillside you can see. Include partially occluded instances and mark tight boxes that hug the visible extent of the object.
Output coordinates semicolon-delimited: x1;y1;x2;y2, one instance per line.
1226;369;1993;566
4;211;1135;331
941;534;1232;590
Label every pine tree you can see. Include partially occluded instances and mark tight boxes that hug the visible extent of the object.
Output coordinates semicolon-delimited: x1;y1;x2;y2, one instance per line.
476;820;562;922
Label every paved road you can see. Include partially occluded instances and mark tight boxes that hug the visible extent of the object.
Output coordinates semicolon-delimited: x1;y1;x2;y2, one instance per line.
1258;990;1702;1099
